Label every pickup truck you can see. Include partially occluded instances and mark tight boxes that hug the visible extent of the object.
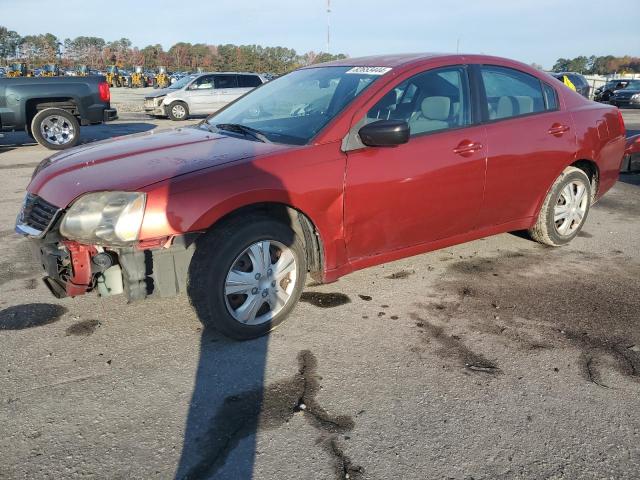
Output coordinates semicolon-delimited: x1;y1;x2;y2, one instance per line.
0;76;117;149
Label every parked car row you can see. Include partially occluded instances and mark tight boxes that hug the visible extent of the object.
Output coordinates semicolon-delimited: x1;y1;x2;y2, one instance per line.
547;72;640;109
608;80;640;109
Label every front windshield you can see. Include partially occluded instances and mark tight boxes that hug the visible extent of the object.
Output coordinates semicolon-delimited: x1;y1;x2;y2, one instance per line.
626;80;640;90
170;75;197;89
206;66;387;145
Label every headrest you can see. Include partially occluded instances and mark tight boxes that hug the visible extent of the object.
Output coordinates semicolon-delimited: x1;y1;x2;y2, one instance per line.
496;95;534;118
421;96;450;121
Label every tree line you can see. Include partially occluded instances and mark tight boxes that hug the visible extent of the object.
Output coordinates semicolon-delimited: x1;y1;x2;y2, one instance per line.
552;55;640;75
0;26;347;74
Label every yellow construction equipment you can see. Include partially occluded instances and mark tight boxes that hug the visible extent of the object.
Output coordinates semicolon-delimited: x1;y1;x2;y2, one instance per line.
76;65;90;76
40;64;60;77
6;63;30;77
106;65;125;88
153;66;170;89
130;66;147;88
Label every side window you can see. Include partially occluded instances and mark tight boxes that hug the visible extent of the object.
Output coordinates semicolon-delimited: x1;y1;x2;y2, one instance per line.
214;75;239;89
238;74;262;88
542;83;558;111
365;66;470;136
192;75;215;89
481;66;545;120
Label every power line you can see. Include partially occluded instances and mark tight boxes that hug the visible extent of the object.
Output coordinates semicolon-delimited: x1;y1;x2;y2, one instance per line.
326;0;331;54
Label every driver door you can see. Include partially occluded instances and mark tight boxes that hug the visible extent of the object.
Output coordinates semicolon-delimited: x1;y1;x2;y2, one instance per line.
186;75;216;114
344;65;487;260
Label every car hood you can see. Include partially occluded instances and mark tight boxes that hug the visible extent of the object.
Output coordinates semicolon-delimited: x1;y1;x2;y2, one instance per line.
145;88;176;99
28;126;291;207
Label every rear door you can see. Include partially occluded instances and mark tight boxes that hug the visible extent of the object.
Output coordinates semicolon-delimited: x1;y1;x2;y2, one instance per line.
476;65;576;227
344;65;487;259
213;74;240;110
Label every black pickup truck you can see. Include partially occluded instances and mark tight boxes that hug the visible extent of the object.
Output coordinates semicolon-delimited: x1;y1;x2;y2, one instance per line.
0;76;117;150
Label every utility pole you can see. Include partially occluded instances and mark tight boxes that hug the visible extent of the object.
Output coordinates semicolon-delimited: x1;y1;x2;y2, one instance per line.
326;0;331;54
456;38;460;54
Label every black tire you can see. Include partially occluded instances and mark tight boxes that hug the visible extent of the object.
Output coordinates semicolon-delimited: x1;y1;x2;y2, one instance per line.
30;108;80;150
529;166;591;247
187;215;307;340
167;101;189;121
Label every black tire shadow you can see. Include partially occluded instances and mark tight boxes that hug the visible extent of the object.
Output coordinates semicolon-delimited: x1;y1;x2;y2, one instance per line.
78;122;158;143
0;303;67;330
0;122;158;148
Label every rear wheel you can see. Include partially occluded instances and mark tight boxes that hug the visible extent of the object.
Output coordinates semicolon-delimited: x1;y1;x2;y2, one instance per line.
188;216;307;340
30;108;80;150
167;101;189;121
529;166;591;246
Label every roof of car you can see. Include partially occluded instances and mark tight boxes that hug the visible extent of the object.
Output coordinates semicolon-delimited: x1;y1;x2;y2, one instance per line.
302;53;533;71
194;71;263;76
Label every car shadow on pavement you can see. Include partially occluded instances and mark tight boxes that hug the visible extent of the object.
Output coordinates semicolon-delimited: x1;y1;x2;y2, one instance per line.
174;331;270;479
0;122;158;148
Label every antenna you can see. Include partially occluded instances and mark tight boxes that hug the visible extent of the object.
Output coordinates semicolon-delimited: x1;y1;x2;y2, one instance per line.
326;0;331;54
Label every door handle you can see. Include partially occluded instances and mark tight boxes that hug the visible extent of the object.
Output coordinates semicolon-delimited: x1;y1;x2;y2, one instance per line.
548;124;570;136
453;141;483;156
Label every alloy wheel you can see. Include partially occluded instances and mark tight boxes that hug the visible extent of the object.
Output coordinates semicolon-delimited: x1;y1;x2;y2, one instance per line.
224;240;297;325
554;180;588;236
40;116;75;146
172;104;186;119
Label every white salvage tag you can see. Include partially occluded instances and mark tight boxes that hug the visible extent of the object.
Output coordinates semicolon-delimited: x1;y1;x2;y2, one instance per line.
346;66;392;75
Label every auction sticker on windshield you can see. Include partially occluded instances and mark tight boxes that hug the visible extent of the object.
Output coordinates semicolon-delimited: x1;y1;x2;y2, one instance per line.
346;66;392;75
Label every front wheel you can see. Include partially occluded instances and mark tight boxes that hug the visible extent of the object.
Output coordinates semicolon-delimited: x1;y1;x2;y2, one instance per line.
188;216;307;340
30;108;80;150
529;166;591;246
167;101;189;121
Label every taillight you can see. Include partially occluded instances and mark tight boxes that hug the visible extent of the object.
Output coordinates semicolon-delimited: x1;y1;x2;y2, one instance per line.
617;109;625;136
98;81;110;102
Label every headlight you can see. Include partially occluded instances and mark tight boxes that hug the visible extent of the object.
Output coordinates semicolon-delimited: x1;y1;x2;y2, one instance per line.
632;93;640;100
155;96;166;106
60;192;146;245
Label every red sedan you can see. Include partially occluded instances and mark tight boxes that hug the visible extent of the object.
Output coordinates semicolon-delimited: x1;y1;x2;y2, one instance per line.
16;54;626;339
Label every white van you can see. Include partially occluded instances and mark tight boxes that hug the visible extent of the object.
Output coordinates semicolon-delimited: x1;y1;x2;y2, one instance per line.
144;72;266;121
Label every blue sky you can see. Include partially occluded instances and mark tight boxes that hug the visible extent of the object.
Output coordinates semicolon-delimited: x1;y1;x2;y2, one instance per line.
1;0;636;68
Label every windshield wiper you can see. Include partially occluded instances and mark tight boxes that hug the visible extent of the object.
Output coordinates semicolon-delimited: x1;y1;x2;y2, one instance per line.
215;123;271;143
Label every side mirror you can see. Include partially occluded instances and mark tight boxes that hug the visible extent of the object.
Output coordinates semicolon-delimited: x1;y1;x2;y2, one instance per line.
358;120;410;147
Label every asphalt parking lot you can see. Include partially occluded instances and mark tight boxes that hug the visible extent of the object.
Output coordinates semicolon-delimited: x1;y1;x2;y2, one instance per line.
1;106;639;479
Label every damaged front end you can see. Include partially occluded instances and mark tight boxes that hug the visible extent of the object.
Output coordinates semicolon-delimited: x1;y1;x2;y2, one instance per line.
16;193;199;301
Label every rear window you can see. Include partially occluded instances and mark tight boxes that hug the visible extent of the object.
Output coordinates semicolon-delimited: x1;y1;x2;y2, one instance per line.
214;75;238;89
238;75;262;88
